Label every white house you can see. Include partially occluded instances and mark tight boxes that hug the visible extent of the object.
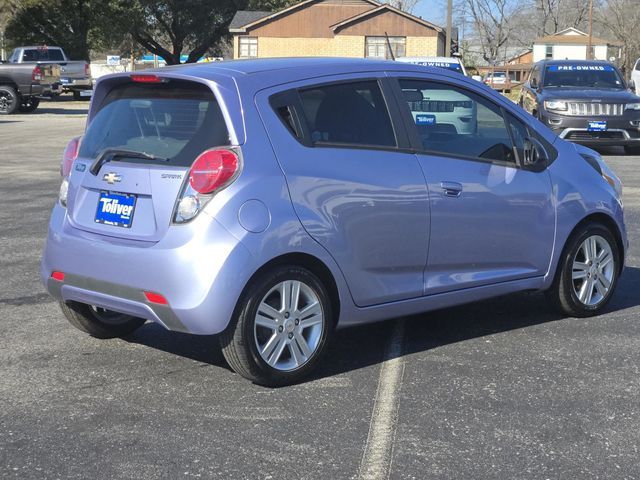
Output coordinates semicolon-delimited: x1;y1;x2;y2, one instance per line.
532;28;621;63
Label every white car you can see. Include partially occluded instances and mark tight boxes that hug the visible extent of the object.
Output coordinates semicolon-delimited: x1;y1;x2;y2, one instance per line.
395;57;480;135
484;71;507;85
631;58;640;95
396;56;468;75
395;56;483;83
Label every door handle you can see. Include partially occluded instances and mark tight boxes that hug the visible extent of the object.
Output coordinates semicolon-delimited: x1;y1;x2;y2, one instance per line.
441;181;463;197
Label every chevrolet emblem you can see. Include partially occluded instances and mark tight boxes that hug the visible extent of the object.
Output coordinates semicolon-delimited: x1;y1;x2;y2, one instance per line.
102;172;122;184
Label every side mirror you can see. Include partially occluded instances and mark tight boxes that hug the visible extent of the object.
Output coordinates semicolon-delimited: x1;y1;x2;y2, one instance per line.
530;78;538;89
523;137;548;168
471;75;483;82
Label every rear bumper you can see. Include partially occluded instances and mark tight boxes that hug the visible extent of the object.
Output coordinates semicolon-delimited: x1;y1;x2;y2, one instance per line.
23;83;45;97
41;204;254;335
59;77;92;90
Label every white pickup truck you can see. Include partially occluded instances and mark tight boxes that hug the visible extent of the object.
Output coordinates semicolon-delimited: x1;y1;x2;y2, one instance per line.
7;46;92;99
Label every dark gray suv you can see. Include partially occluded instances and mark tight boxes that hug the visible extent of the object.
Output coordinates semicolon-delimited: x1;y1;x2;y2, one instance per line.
519;60;640;154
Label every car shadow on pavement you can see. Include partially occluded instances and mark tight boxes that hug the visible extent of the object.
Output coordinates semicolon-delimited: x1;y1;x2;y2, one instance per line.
121;266;640;384
313;265;640;381
124;324;230;370
29;107;89;115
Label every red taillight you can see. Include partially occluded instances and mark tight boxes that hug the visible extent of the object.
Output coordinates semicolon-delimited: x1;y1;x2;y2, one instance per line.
144;291;168;305
189;149;239;194
32;66;42;82
51;271;65;281
84;63;90;76
131;74;163;83
61;137;81;177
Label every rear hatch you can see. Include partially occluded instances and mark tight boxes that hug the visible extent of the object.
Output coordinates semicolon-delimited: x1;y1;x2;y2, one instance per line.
66;77;231;242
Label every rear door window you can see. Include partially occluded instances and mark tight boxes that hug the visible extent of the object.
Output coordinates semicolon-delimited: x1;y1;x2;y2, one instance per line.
298;80;396;148
79;80;230;166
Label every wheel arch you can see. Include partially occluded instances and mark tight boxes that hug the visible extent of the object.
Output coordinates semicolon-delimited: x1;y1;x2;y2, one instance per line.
563;212;625;275
235;252;341;327
0;79;19;91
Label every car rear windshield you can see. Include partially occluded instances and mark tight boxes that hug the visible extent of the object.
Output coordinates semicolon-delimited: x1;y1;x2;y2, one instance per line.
543;64;624;88
23;48;65;61
79;80;230;166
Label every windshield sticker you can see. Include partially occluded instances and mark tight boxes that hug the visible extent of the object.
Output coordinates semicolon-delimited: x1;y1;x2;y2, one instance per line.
416;114;436;125
547;65;615;72
412;61;461;71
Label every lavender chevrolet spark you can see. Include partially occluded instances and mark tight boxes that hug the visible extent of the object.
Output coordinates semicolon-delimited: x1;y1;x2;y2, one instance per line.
41;58;627;386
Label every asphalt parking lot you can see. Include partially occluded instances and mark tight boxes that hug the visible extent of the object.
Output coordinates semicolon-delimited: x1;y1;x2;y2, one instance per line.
1;98;639;480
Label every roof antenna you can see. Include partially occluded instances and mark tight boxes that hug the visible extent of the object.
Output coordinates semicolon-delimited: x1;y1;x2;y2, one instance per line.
384;32;396;61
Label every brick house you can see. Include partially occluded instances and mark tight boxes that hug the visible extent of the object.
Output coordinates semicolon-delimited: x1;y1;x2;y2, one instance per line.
229;0;446;60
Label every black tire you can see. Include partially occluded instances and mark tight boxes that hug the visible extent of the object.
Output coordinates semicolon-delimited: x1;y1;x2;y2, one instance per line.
72;90;81;101
59;301;146;339
18;97;39;113
0;85;19;115
220;266;333;387
624;145;640;155
547;223;620;317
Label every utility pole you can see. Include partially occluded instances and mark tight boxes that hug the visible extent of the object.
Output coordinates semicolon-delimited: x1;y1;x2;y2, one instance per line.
445;0;453;57
587;0;593;60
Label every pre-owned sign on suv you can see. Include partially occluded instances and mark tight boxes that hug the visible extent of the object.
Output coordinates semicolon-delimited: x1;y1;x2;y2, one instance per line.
519;60;640;154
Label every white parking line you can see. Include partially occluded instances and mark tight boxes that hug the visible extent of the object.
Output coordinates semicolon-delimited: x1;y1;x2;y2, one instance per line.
358;320;406;480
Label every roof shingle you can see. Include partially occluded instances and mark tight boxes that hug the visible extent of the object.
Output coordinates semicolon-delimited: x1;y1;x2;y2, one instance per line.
229;10;271;30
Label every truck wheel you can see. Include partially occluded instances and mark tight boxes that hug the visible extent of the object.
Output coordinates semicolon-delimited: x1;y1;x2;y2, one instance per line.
59;301;146;339
220;266;333;387
0;85;19;115
18;97;40;113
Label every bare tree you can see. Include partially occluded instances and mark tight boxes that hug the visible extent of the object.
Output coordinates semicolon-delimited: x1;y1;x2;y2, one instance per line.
597;0;640;77
535;0;592;36
461;0;522;65
384;0;420;14
0;1;21;59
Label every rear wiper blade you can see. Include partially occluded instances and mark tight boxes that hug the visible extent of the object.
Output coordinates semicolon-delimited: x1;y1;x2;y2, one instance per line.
90;148;168;175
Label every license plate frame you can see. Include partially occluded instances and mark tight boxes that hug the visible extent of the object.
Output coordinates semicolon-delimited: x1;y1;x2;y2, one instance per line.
416;114;437;126
587;121;607;132
95;191;137;228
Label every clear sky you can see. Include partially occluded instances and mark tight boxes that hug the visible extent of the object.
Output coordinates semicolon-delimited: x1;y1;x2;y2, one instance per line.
413;0;448;27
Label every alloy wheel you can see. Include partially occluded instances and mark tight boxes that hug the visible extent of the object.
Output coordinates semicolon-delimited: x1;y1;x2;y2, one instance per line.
0;91;16;114
253;280;324;371
571;235;615;306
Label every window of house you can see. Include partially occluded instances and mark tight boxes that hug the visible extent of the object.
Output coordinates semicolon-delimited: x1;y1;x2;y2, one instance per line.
399;79;517;164
298;80;396;147
545;45;553;59
365;36;406;59
239;37;258;58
